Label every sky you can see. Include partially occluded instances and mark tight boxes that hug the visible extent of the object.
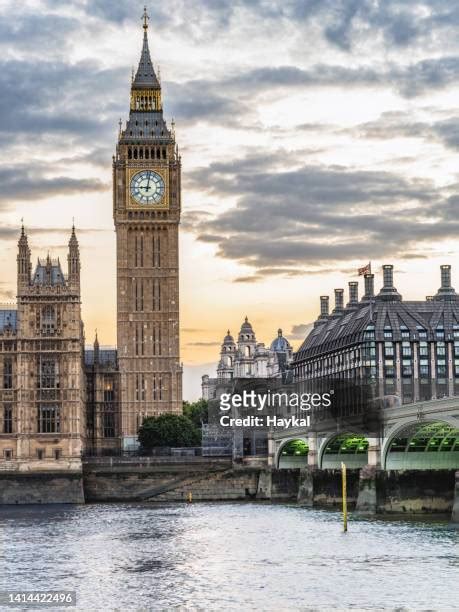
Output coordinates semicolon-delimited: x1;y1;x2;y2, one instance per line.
1;0;459;400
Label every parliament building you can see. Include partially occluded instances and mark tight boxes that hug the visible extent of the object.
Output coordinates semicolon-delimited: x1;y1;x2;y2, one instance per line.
0;12;181;469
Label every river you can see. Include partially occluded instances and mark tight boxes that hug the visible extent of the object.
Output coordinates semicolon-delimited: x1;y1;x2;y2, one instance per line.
0;503;457;611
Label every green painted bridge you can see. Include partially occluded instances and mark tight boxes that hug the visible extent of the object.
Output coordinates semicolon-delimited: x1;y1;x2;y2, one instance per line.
273;396;459;470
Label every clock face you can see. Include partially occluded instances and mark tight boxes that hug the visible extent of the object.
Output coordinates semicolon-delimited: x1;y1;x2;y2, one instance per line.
130;170;165;205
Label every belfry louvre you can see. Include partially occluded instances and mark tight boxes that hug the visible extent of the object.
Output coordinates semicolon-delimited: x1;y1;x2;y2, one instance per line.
294;265;459;405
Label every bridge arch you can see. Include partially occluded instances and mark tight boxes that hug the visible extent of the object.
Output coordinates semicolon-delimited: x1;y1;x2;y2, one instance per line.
319;433;369;469
277;437;309;469
383;420;459;470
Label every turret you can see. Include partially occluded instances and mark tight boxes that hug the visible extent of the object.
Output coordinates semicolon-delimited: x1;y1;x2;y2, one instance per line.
94;331;100;366
67;224;80;293
17;224;31;292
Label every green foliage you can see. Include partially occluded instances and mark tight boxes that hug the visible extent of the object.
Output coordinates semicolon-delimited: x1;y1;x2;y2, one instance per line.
182;399;208;428
138;414;201;450
281;439;309;456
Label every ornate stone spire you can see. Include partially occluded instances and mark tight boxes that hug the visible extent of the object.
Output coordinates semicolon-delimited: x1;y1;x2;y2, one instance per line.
17;223;31;290
131;6;161;110
68;224;80;291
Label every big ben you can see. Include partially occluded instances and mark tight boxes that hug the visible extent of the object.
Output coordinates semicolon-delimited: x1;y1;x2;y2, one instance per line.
114;9;182;450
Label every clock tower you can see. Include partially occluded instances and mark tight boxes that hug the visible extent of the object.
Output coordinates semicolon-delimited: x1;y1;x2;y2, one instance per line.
113;9;182;450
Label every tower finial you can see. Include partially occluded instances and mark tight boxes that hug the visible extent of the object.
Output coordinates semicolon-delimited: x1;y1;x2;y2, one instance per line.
142;6;149;31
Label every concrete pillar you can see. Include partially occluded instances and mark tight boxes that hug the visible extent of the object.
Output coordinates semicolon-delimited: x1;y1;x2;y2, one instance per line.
356;465;378;515
377;342;384;399
307;433;318;468
413;343;420;402
297;468;314;507
367;437;381;468
447;342;454;397
452;470;459;525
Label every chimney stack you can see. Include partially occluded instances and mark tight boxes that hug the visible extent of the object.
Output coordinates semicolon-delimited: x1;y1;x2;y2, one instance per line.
347;281;359;307
362;274;374;300
378;264;402;301
434;265;456;301
441;265;452;289
320;295;329;318
332;289;344;314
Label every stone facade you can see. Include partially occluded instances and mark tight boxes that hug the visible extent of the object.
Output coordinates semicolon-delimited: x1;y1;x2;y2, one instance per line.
0;228;85;471
114;18;182;450
202;317;293;400
0;19;184;472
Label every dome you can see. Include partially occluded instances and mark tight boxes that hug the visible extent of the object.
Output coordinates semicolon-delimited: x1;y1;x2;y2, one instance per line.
222;330;235;345
270;329;292;352
240;316;253;332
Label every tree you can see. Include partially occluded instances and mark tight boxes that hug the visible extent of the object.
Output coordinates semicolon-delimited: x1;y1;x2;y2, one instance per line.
138;414;201;450
182;399;208;429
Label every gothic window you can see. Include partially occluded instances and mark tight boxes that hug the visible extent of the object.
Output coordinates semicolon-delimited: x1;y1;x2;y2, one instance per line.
39;359;58;389
38;405;60;433
135;234;144;267
135;324;145;356
153;234;161;267
153;375;158;400
3;358;13;389
41;306;56;334
153;280;161;311
128;148;132;159
139;147;144;158
3;404;12;434
153;325;162;356
145;148;149;160
133;148;138;159
103;413;115;438
134;279;144;311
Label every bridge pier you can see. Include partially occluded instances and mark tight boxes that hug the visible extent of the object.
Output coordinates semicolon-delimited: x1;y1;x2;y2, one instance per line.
355;465;378;515
297;468;314;506
452;470;459;525
367;437;381;468
307;433;318;468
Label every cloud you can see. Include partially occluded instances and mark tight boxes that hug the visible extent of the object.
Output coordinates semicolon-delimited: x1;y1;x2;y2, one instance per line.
186;151;458;274
348;110;459;151
289;323;313;340
0;164;108;204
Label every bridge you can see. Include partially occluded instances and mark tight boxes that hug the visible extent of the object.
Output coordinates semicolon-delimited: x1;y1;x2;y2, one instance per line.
271;396;459;471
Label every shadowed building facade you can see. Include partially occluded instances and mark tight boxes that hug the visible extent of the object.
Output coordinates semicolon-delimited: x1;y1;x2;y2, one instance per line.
114;11;182;450
294;265;459;404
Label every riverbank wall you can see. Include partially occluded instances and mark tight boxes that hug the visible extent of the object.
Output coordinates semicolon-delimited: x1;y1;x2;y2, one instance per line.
0;471;84;504
0;458;457;522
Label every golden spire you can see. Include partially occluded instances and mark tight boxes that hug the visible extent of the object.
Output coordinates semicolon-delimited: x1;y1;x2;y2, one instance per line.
142;6;149;31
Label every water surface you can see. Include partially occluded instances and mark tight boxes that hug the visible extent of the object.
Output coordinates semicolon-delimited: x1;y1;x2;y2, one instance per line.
0;503;457;610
